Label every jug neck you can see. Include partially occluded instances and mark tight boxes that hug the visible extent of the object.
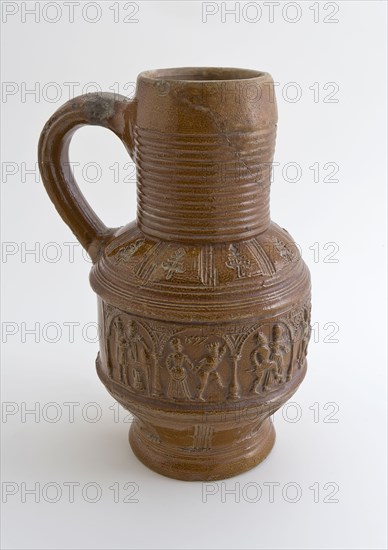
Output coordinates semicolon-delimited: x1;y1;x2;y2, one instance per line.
135;126;275;243
132;68;277;243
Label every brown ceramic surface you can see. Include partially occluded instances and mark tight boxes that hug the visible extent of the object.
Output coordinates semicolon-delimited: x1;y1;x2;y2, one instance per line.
38;67;311;481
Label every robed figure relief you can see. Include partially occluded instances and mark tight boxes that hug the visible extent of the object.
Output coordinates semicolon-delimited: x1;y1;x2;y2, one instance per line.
166;338;193;400
250;332;280;394
109;317;152;394
297;308;310;370
269;324;290;383
126;321;152;394
111;317;129;384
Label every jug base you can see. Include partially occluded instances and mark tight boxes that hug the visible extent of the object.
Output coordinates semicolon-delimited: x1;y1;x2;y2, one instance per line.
128;416;275;481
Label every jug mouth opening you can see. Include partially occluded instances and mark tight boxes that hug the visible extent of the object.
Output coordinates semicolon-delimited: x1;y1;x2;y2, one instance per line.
140;67;267;82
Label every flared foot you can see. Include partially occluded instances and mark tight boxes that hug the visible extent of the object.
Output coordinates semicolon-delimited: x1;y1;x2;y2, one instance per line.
129;417;275;481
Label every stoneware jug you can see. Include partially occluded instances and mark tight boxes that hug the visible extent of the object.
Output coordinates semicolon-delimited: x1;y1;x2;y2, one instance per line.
38;67;311;481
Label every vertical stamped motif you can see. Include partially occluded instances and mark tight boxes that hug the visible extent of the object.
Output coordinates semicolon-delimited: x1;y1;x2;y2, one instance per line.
162;248;186;280
225;244;252;278
273;238;296;263
117;238;145;262
246;239;276;276
134;242;164;282
198;244;218;286
192;424;214;451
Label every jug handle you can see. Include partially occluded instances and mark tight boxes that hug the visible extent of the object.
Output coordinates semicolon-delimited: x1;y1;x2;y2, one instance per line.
38;92;135;262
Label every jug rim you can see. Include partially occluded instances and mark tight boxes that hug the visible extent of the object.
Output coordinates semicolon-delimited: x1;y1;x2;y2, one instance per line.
138;67;270;83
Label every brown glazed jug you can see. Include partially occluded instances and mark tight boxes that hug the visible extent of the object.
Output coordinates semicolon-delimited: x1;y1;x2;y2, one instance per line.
38;67;311;481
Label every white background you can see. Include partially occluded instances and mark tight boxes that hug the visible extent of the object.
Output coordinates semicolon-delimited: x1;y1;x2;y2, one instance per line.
1;1;387;549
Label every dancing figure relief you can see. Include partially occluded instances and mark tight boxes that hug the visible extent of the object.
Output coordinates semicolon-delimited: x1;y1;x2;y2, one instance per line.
194;342;226;401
